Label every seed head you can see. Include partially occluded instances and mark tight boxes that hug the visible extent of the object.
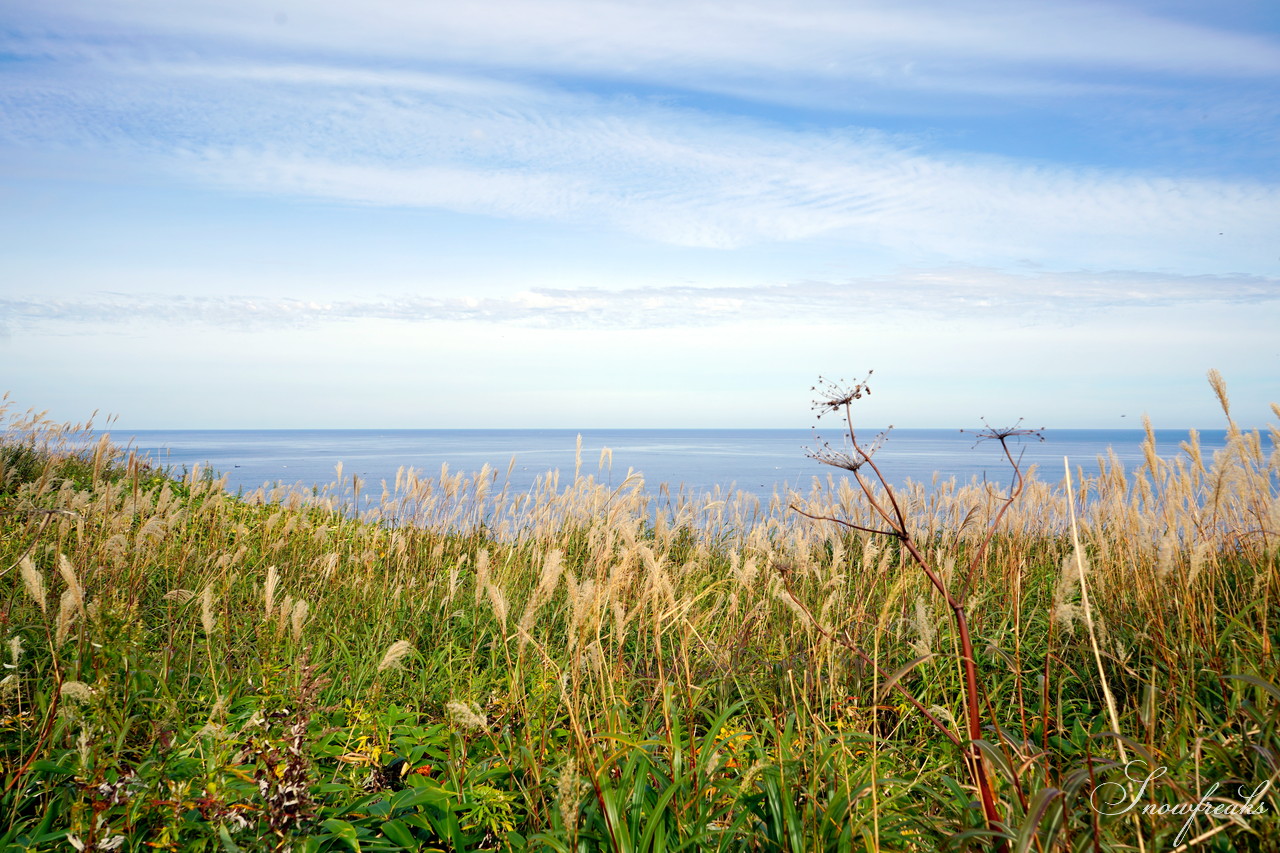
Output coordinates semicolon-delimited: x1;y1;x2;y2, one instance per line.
60;681;95;704
811;371;873;417
20;557;46;613
445;700;487;731
963;418;1045;446
377;640;415;672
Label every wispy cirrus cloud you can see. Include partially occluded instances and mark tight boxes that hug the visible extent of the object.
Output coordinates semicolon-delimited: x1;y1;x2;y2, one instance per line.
4;56;1275;268
6;269;1277;332
7;0;1280;105
3;0;1278;274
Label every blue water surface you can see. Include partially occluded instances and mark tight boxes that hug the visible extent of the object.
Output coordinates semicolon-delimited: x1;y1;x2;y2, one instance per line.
111;427;1235;500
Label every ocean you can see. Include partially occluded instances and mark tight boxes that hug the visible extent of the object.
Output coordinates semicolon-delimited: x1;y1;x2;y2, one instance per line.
112;427;1236;501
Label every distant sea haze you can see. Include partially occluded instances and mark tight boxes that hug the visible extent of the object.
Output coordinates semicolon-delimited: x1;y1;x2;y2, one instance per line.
116;428;1236;501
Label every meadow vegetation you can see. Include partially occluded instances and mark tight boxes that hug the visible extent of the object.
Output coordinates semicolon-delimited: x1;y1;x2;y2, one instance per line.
1;373;1278;852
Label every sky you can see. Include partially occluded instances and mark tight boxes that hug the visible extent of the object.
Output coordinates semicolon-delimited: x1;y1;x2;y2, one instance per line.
1;0;1278;429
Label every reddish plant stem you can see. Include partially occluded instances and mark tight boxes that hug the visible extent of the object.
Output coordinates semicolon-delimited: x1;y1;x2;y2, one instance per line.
795;394;1023;850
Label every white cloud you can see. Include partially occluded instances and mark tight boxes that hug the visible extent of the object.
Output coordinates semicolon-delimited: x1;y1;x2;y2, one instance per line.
5;268;1276;332
9;0;1279;101
3;3;1276;271
167;113;1277;267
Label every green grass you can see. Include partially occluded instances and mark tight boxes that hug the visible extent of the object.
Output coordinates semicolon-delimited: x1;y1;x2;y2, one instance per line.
1;390;1278;851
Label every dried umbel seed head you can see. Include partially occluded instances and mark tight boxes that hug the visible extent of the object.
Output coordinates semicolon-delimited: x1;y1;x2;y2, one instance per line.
805;427;892;472
805;441;867;472
810;371;873;417
963;418;1045;446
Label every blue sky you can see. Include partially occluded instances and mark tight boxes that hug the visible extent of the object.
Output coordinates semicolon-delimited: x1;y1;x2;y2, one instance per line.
1;0;1277;429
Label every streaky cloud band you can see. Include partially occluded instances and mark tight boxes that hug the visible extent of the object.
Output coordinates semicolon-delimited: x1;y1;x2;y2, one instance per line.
5;269;1277;332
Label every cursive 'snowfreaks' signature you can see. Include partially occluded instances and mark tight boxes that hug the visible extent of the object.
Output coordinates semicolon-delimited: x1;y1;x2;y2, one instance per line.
1091;760;1271;846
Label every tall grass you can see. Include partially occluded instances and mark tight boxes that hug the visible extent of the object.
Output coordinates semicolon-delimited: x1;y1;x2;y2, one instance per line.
1;378;1277;851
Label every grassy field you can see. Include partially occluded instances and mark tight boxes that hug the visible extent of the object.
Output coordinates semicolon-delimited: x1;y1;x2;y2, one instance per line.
1;378;1277;852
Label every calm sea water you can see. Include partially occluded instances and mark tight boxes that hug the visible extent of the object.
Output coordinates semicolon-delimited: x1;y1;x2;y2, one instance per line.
111;428;1236;500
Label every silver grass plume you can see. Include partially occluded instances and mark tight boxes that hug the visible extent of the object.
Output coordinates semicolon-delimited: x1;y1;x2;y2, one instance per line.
290;600;309;641
377;640;415;672
1052;549;1085;631
264;566;279;621
445;700;487;731
200;587;216;635
20;557;45;613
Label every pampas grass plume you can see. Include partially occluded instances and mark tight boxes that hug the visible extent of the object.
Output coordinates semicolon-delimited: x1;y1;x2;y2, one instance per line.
377;639;415;672
557;757;582;832
446;700;487;731
1052;550;1083;630
290;599;309;640
20;556;45;613
264;565;279;621
200;587;216;635
55;591;80;646
57;553;84;608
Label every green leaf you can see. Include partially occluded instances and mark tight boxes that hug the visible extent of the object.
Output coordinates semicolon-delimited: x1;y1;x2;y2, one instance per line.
29;760;76;776
380;818;417;848
1225;673;1280;703
1014;787;1063;853
597;784;633;853
217;824;245;853
315;781;354;794
638;773;685;852
320;818;362;852
329;792;383;819
392;783;451;812
874;653;936;704
33;794;63;838
401;812;450;842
